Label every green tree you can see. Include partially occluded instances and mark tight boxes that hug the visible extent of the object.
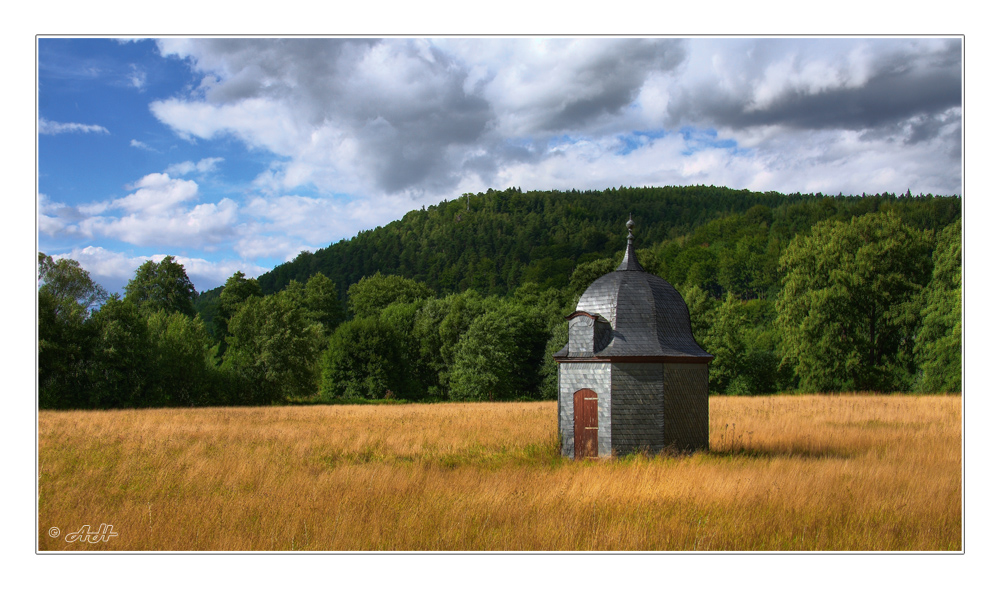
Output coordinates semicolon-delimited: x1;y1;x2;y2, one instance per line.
511;283;571;400
319;315;412;400
214;271;262;341
539;323;568;400
250;187;958;301
124;256;198;317
450;301;549;401
38;253;108;312
222;294;323;404
718;233;781;299
671;245;720;295
347;271;433;319
145;310;215;406
411;297;453;399
378;300;435;398
87;296;151;408
702;294;786;395
303;273;346;334
37;253;106;408
776;212;933;392
680;284;717;348
436;290;495;391
914;219;962;392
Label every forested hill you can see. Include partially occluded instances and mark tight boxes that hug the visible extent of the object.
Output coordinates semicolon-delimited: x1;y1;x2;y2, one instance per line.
241;185;960;301
44;185;962;410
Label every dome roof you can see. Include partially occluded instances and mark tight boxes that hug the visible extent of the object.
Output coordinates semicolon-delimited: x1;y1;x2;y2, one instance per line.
554;217;712;362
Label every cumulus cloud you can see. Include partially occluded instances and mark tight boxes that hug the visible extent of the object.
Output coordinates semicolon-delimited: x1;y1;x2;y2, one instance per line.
442;38;686;135
148;38;695;198
115;173;199;214
39;193;75;235
39;118;109;135
146;38;961;202
152;38;497;196
165;157;224;176
235;191;440;262
43;172;239;249
81;198;240;247
668;38;961;137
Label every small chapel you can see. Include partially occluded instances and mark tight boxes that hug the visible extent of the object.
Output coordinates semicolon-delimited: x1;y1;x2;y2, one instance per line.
553;217;713;459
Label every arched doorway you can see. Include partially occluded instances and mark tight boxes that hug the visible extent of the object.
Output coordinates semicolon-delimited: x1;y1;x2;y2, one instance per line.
573;389;598;459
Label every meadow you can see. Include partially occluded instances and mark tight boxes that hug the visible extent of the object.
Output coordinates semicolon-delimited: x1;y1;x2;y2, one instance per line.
37;395;961;551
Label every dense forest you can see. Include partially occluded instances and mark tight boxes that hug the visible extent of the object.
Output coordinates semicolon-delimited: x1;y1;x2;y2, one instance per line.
38;185;962;409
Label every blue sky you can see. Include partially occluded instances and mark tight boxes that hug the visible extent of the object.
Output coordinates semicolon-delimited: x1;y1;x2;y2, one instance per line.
37;37;962;294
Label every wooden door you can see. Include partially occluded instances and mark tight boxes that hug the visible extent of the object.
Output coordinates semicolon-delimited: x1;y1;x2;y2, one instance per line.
574;389;598;459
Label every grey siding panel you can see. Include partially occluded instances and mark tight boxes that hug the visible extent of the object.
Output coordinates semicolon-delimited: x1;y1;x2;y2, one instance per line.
664;363;709;451
567;315;594;355
610;363;664;455
558;363;611;457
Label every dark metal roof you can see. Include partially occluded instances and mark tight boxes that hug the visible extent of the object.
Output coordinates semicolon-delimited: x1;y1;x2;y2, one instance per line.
554;217;712;363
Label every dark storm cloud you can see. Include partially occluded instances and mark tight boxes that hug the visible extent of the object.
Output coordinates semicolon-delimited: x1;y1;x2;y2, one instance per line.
672;38;961;141
536;39;686;131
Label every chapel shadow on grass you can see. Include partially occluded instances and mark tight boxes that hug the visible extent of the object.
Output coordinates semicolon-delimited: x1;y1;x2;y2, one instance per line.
706;445;853;461
314;439;563;470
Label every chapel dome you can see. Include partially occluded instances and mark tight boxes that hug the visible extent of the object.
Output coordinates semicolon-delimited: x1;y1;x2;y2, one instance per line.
556;217;712;362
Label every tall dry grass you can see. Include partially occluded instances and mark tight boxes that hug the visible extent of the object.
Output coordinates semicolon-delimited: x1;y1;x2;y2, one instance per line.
37;395;961;551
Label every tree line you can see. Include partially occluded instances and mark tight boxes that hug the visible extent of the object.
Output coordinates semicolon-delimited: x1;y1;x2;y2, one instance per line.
38;187;962;409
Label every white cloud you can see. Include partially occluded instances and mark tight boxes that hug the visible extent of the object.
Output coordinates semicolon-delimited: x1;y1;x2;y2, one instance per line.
39;118;109;135
114;173;199;214
45;173;241;249
130;139;156;151
444;38;685;136
128;64;146;90
38;193;71;235
235;234;315;263
145;38;960;202
164;157;224;177
151;97;303;152
82;198;239;247
231;188;466;264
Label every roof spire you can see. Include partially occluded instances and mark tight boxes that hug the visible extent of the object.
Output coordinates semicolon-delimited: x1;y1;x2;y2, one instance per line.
617;214;645;272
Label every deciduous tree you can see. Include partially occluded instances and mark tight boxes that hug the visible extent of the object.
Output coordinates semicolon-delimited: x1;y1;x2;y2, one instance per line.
304;272;346;334
347;272;433;319
145;310;214;406
914;219;962;392
87;296;151;407
222;294;323;404
124;256;198;317
776;212;932;392
38;253;106;408
214;271;262;340
450;301;549;401
319;315;412;400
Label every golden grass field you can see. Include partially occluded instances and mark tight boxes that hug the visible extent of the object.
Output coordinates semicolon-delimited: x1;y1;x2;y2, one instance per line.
37;395;961;551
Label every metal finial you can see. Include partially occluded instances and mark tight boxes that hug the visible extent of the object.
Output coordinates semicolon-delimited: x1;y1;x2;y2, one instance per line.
617;214;644;272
